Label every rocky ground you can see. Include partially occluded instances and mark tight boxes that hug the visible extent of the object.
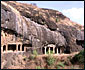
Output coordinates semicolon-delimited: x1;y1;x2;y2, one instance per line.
1;52;84;69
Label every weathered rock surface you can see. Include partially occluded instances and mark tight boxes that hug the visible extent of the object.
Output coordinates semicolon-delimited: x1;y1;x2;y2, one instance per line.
1;1;84;53
1;52;25;69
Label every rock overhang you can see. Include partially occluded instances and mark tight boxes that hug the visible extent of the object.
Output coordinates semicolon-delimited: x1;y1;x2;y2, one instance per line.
1;1;84;53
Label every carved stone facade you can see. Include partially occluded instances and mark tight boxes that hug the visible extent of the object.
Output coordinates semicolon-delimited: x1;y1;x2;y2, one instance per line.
1;28;29;54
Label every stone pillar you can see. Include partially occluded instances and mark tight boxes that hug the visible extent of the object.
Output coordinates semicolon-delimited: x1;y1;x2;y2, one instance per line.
20;44;22;51
49;47;50;54
53;47;55;54
6;44;8;53
2;31;6;42
2;30;5;38
45;47;46;55
24;47;26;52
57;48;58;54
1;45;3;53
16;44;18;52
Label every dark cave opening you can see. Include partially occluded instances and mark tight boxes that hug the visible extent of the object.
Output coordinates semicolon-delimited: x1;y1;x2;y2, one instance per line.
76;40;84;48
42;47;45;54
46;47;49;53
64;46;70;54
22;45;24;51
58;47;60;53
22;44;32;51
55;47;60;54
8;44;16;51
18;44;20;51
3;45;6;52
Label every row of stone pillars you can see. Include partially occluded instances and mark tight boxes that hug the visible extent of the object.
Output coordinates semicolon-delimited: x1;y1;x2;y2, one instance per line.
44;47;61;55
16;44;23;52
1;42;26;53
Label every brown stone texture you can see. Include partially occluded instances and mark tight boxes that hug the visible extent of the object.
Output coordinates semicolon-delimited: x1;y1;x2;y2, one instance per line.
1;1;84;54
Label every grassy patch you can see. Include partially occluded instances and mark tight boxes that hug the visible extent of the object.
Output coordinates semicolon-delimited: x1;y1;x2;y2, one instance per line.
36;66;41;69
33;50;38;57
36;66;44;69
57;62;65;68
56;62;65;69
46;54;55;66
56;65;61;69
29;50;38;60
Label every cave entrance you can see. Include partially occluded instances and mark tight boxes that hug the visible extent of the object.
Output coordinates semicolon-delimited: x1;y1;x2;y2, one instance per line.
3;45;6;52
18;44;20;51
46;47;49;54
58;47;60;53
50;47;53;54
55;47;60;54
42;47;45;54
2;42;28;53
76;40;84;48
22;45;24;51
22;44;32;52
43;45;64;55
8;44;16;52
43;44;56;54
64;46;70;54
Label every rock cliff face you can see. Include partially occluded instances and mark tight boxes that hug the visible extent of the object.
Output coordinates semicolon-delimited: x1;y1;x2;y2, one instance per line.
1;1;84;54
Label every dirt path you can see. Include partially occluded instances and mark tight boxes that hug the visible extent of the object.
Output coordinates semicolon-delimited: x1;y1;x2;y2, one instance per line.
37;52;79;57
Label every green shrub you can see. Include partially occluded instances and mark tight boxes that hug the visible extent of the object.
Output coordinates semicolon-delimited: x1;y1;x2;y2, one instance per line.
29;50;38;60
33;50;38;57
29;54;35;60
56;18;60;22
71;50;84;64
36;66;41;69
57;62;65;68
46;50;49;54
56;65;61;69
46;50;53;54
46;55;55;66
56;18;58;22
67;56;71;60
56;62;65;69
50;50;53;54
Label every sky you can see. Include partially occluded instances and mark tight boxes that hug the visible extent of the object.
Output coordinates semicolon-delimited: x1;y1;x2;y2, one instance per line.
17;1;84;25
